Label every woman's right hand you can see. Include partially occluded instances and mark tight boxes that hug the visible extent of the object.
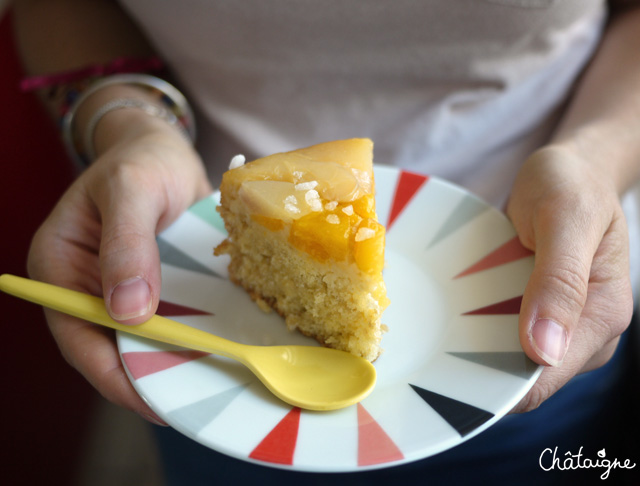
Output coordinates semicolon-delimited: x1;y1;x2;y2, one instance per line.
27;111;212;424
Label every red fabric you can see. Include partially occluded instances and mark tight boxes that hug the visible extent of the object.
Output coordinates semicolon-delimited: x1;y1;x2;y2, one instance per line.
0;10;95;484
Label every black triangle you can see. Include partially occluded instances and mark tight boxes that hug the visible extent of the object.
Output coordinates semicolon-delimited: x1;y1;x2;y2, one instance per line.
409;384;494;437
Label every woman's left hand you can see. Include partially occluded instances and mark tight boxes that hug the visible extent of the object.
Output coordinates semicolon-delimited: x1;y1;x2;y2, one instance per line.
506;145;634;413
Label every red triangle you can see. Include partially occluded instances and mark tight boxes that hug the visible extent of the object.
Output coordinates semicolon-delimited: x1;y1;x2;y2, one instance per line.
387;170;429;230
463;295;523;316
156;299;212;316
122;350;210;379
455;236;533;279
249;407;301;465
357;403;404;466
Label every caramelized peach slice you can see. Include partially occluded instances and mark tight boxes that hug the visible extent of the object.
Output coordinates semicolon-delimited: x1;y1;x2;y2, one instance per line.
353;219;385;275
238;180;315;222
225;139;374;203
289;210;361;263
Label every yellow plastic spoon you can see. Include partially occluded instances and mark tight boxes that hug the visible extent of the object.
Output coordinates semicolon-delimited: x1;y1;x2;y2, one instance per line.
0;273;376;411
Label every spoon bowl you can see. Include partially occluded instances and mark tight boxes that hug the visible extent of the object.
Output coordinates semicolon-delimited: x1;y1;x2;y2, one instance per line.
0;274;376;411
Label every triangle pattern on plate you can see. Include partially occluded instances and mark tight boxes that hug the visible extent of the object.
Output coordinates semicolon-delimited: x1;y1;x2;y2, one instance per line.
427;194;490;249
122;350;210;380
249;407;301;465
167;385;247;432
387;170;429;230
447;352;539;379
455;235;533;279
188;195;227;234
157;236;221;278
357;403;404;466
409;385;494;437
462;295;523;315
156;299;213;317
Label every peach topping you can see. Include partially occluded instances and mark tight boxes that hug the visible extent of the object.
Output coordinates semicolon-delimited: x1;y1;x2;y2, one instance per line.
222;139;385;274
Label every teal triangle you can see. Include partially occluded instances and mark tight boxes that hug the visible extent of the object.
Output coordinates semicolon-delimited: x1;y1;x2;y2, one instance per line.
428;195;490;249
157;237;221;278
189;196;227;234
167;384;248;433
447;352;539;379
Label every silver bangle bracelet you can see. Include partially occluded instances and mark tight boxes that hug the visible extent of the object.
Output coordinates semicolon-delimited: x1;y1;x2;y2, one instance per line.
83;98;191;161
61;73;196;167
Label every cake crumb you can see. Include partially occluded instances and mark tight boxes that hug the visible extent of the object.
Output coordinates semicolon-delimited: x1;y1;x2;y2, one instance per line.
342;205;354;215
355;227;376;241
229;154;246;170
255;298;273;313
326;214;340;224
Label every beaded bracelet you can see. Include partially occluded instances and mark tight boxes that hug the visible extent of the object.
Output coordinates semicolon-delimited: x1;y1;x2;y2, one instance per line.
60;74;196;167
20;56;167;129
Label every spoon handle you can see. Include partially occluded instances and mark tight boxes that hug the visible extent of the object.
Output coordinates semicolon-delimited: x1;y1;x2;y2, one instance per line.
0;274;245;360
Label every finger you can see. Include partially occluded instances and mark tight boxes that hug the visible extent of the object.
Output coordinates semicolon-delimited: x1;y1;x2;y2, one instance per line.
518;213;599;368
45;308;167;425
511;331;622;414
512;214;633;413
580;336;620;372
94;165;165;324
28;213;166;425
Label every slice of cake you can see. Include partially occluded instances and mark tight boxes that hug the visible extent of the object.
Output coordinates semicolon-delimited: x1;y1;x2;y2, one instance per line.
214;138;389;361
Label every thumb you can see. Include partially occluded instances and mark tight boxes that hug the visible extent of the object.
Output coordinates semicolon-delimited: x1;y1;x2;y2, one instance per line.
99;189;163;325
519;226;594;368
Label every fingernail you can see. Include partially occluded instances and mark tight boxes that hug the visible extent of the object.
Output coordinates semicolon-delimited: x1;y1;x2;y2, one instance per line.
529;319;568;367
141;412;168;427
109;277;151;321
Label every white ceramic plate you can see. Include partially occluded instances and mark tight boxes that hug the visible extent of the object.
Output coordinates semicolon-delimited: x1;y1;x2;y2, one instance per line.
117;166;541;472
